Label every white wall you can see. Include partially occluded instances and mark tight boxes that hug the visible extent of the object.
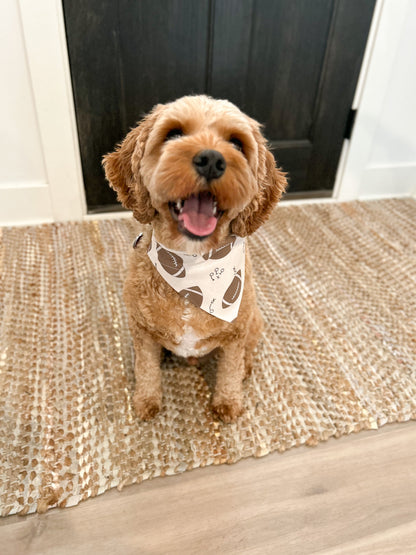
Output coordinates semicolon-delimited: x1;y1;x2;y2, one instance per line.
0;0;53;224
338;0;416;200
369;3;416;168
0;0;45;186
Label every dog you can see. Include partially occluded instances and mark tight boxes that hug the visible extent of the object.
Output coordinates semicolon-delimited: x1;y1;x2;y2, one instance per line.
103;95;286;422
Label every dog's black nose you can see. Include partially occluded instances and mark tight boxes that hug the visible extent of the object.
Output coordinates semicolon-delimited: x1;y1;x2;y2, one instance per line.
193;150;226;180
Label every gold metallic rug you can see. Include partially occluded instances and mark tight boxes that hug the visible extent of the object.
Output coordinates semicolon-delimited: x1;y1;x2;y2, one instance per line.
1;198;416;516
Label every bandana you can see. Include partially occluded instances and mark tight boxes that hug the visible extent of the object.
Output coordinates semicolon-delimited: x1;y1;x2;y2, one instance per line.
146;234;246;322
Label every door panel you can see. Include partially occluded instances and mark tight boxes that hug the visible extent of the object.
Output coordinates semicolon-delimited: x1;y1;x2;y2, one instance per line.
270;140;313;191
212;0;333;140
305;0;376;191
64;0;210;209
118;0;210;126
63;0;375;210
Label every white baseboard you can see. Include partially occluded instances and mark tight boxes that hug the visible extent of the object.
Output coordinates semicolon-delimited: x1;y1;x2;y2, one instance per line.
0;182;53;226
358;164;416;199
83;211;133;222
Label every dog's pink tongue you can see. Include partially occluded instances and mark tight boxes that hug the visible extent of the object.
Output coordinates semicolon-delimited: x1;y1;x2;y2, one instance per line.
179;194;217;237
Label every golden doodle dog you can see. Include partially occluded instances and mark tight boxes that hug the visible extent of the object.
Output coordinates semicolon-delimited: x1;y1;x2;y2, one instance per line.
103;95;286;422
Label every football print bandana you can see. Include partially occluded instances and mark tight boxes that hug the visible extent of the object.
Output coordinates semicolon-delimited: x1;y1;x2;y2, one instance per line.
147;234;246;322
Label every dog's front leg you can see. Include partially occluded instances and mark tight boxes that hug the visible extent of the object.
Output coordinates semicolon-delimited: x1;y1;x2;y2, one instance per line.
130;325;162;420
212;342;246;423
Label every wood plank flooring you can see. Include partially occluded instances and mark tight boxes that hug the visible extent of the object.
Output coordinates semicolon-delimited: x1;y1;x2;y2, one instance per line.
1;421;416;555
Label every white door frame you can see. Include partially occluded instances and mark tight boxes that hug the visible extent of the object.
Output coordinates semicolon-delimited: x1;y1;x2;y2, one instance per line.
334;0;415;201
17;0;414;224
18;0;86;222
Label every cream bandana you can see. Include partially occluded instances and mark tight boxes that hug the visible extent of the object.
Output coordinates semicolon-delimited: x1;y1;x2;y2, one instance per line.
147;234;246;322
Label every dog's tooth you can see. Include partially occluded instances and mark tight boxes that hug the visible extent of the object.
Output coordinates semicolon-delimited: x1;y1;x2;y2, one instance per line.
213;201;218;215
176;200;182;211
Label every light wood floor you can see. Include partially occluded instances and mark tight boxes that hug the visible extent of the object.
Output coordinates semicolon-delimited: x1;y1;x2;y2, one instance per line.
1;421;416;555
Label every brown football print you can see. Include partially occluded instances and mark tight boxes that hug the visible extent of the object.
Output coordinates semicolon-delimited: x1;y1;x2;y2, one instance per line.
202;236;236;260
222;270;242;308
156;244;186;278
179;285;203;308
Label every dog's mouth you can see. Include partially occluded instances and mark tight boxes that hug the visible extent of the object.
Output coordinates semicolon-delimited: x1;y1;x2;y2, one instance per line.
168;191;222;240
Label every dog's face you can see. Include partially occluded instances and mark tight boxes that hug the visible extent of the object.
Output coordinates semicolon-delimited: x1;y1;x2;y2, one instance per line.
103;95;286;252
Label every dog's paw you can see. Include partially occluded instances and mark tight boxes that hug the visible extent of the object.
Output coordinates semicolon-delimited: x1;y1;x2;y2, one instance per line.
133;393;161;421
211;395;244;423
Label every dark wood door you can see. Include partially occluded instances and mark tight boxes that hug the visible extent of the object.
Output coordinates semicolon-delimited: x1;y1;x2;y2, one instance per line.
63;0;375;212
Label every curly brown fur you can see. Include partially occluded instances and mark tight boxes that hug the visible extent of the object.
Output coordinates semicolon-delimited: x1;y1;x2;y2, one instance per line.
103;95;286;422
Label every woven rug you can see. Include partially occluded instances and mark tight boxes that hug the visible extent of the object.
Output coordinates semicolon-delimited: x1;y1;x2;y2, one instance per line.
1;198;416;516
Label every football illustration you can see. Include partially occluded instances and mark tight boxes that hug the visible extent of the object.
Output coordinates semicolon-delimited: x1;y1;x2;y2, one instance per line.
179;285;204;308
156;243;186;278
202;236;236;260
222;270;242;308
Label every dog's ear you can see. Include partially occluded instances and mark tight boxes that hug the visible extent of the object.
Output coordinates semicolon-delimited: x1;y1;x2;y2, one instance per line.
102;106;162;223
231;124;287;237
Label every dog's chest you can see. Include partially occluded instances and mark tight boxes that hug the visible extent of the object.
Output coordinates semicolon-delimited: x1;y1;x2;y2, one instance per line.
168;306;213;358
171;325;209;358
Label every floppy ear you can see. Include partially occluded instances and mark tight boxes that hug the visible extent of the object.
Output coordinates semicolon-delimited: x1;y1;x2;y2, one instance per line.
102;106;162;223
231;126;287;237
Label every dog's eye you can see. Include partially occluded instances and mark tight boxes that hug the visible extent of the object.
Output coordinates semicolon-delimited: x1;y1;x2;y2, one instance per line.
229;137;244;152
165;128;183;141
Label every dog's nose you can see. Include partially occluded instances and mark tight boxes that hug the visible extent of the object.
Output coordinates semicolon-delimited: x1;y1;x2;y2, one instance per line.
192;150;226;180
